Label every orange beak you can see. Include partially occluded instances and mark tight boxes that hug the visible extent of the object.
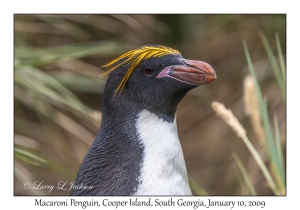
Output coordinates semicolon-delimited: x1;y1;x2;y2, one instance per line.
157;59;216;86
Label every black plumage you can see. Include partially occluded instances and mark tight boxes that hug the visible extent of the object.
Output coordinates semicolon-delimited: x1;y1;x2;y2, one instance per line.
71;45;216;195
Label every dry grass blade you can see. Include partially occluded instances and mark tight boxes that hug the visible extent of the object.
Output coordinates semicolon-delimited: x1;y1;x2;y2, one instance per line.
53;110;95;146
211;101;246;139
243;76;266;145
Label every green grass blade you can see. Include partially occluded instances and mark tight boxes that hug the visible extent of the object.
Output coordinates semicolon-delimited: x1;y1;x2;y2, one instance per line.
274;115;284;169
15;148;47;166
52;74;105;93
15;41;134;68
242;135;279;195
232;154;257;195
20;67;81;102
15;69;93;117
35;15;93;41
243;40;285;188
275;33;286;85
188;177;208;195
15;41;133;57
243;135;279;195
273;114;285;191
259;32;285;98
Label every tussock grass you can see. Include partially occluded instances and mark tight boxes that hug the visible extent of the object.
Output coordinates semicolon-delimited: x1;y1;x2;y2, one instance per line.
14;15;133;195
208;36;286;195
212;101;279;195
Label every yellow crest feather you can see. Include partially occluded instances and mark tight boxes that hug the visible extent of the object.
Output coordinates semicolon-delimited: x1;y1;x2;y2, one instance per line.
100;45;181;95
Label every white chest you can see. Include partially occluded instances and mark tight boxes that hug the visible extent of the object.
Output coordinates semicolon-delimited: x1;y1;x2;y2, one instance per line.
134;110;192;195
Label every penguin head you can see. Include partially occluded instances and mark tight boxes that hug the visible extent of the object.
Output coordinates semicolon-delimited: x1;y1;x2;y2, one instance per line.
101;45;216;117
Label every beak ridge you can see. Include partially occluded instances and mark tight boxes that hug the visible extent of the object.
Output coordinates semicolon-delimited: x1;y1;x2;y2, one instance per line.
171;59;217;85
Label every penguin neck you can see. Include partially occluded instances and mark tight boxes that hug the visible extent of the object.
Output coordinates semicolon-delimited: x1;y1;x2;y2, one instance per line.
99;97;191;195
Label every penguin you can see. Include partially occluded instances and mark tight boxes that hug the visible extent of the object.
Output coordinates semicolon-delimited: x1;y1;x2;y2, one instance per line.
71;45;216;195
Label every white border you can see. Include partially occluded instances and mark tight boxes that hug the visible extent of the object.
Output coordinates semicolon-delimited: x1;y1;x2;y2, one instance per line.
2;0;299;209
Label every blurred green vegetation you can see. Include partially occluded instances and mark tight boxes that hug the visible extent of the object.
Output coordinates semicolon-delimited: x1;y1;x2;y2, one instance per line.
243;37;285;195
14;14;286;195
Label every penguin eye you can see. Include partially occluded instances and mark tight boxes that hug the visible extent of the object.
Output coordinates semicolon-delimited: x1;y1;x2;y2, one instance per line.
144;68;155;76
